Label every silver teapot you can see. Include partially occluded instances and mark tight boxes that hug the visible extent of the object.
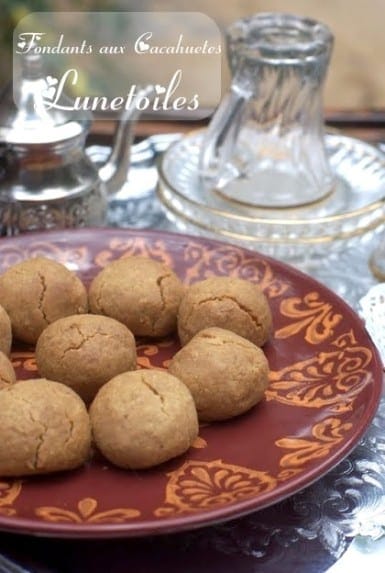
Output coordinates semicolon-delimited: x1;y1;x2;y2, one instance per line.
0;50;150;235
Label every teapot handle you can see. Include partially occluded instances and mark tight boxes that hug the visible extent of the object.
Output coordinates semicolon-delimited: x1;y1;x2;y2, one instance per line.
199;76;253;185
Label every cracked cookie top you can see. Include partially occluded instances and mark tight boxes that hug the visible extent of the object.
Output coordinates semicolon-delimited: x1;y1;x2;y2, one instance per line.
0;257;88;344
0;378;91;477
88;256;184;338
169;327;270;422
89;369;198;470
177;276;272;347
35;313;137;403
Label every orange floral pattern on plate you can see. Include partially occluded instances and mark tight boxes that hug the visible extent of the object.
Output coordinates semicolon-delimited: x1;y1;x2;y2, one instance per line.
266;331;373;412
136;339;175;370
11;352;37;372
275;292;343;344
94;238;174;268
191;436;208;449
276;417;353;481
0;480;22;517
154;459;277;517
0;242;89;271
183;241;288;297
35;497;140;524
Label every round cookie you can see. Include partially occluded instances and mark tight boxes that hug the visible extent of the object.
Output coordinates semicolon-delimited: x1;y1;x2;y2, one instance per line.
0;378;91;477
0;257;88;344
177;276;272;346
36;314;137;403
0;351;16;389
90;370;198;469
169;327;270;422
0;304;12;355
88;256;184;337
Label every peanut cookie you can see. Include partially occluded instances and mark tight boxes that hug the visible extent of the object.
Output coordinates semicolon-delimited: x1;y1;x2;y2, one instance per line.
88;256;184;337
177;276;272;346
36;314;137;403
0;378;91;477
169;327;270;422
90;370;198;469
0;257;88;344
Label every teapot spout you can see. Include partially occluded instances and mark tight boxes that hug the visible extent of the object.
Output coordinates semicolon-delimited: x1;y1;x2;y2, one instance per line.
98;85;154;195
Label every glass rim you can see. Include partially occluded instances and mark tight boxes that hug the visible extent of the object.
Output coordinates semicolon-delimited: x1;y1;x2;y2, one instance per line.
226;12;333;58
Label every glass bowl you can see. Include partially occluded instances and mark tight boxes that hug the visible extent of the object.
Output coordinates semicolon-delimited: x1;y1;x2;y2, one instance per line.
158;130;385;262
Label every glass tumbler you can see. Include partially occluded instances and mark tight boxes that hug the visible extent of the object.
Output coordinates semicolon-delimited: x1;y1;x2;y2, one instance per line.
200;13;334;208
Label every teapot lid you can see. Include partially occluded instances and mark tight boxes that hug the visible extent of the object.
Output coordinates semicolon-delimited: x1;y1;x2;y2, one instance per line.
0;51;90;145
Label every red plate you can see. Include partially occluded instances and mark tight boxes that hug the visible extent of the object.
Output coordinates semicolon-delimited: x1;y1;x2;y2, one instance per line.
0;228;381;538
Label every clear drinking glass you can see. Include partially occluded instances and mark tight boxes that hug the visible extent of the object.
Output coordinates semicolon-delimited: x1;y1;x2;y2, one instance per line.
200;13;334;208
